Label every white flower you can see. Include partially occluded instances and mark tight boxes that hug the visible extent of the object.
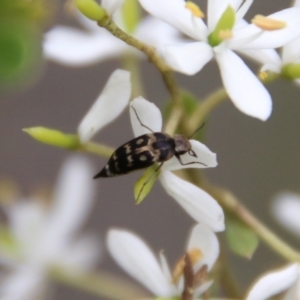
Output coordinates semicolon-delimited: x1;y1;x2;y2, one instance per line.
139;0;300;120
246;264;300;300
272;192;300;237
259;0;300;84
44;1;182;66
0;155;100;300
107;224;219;298
130;97;224;232
78;69;131;143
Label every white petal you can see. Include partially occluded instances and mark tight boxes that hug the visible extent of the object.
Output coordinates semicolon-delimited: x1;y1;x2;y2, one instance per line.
139;0;207;40
6;200;46;250
163;42;213;75
246;264;299;300
107;229;175;297
136;17;184;57
40;156;95;255
282;267;300;300
295;0;300;7
159;252;173;284
237;48;281;67
235;0;253;22
163;140;217;171
187;224;219;271
194;280;213;298
44;26;128;66
272;193;300;237
78;69;131;143
101;0;124;15
215;49;272;120
282;36;300;64
160;171;225;232
0;267;47;300
58;234;101;272
130;97;162;136
237;8;300;50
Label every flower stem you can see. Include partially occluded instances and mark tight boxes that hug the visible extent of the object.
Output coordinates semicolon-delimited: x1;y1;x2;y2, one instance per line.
187;88;228;131
98;17;181;108
203;182;300;262
81;142;114;157
121;53;144;98
50;268;148;300
164;103;183;135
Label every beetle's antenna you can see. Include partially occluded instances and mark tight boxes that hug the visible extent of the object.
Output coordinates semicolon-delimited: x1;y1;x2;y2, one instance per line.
131;106;154;133
188;123;205;139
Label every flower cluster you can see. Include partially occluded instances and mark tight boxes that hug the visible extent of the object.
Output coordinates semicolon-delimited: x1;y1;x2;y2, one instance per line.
3;0;300;299
0;156;100;300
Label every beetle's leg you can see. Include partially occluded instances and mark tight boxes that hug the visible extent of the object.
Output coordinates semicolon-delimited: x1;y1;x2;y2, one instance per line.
175;153;207;167
131;106;154;133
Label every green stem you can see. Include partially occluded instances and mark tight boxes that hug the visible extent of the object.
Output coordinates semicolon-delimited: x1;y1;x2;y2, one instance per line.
98;17;181;108
203;182;300;262
81;142;114;157
164;103;183;135
50;268;148;300
218;240;242;299
187;88;228;132
121;54;144;98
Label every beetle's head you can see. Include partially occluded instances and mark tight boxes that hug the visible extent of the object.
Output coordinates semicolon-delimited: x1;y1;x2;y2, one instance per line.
174;134;197;157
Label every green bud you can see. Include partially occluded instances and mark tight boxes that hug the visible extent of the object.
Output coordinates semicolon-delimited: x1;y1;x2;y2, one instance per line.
208;5;235;47
122;0;140;33
74;0;107;21
281;63;300;80
134;165;160;204
23;127;80;149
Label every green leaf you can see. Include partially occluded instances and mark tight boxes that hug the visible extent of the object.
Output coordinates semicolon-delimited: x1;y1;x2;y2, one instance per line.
23;127;81;149
134;165;160;204
0;18;42;91
226;213;259;259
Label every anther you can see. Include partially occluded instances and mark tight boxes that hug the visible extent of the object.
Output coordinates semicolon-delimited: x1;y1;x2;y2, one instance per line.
252;15;286;31
185;1;205;18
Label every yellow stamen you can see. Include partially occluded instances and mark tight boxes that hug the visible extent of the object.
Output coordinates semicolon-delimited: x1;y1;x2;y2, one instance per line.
252;15;286;31
185;1;205;18
172;248;203;284
218;29;233;40
259;71;268;81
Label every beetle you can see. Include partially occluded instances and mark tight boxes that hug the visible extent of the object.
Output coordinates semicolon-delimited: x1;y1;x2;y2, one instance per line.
93;106;206;179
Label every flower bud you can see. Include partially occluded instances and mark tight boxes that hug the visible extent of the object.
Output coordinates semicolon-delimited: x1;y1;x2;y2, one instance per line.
208;5;235;47
281;63;300;80
74;0;107;21
23;127;80;149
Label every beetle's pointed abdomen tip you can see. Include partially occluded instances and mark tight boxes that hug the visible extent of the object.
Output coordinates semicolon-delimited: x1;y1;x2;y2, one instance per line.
93;168;107;179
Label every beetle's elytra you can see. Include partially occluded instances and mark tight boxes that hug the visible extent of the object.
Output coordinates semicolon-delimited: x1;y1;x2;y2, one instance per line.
93;107;205;179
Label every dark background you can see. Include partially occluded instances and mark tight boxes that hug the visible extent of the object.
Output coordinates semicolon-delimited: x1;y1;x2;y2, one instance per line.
1;0;300;298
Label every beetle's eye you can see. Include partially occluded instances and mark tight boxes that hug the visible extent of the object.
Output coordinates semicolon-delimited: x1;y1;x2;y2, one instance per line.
188;149;197;157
